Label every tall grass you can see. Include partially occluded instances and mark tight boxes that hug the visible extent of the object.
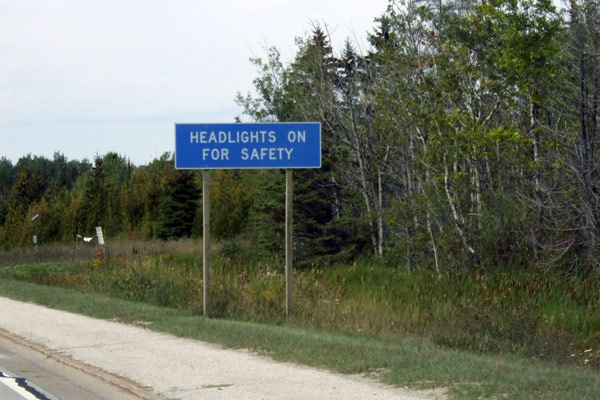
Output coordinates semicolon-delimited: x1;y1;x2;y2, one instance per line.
0;239;204;266
293;263;600;367
2;279;600;399
1;240;599;369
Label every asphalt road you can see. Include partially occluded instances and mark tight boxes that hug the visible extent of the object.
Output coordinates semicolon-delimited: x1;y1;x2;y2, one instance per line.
0;366;57;400
0;333;160;400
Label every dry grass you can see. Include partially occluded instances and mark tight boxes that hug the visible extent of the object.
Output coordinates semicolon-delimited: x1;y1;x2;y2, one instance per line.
1;239;599;370
0;239;205;266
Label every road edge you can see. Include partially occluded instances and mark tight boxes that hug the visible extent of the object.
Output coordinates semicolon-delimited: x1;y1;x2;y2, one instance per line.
0;327;168;400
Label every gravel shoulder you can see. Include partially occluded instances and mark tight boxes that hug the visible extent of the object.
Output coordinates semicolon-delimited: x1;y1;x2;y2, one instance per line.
0;296;446;400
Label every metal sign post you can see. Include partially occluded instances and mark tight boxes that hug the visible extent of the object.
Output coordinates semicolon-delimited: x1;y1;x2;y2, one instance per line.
175;122;321;318
285;169;293;318
202;169;211;317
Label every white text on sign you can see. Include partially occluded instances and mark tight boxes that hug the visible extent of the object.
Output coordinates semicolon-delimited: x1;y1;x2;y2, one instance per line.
191;130;305;162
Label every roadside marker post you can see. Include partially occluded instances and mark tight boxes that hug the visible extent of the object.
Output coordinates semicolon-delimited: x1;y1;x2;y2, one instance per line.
96;226;105;246
175;122;321;318
96;226;106;259
31;214;39;252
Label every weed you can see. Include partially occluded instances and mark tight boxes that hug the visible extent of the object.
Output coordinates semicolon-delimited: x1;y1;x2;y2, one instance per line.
1;240;599;368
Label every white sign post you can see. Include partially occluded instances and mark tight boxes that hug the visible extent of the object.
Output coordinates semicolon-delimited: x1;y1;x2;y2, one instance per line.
31;214;39;251
96;227;105;246
96;226;106;260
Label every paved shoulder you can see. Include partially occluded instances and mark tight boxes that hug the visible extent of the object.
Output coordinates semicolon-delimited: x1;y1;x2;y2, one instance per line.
0;296;444;400
0;330;163;400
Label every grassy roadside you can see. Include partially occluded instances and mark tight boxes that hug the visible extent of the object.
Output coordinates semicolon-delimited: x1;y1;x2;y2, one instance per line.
0;278;598;399
3;251;599;368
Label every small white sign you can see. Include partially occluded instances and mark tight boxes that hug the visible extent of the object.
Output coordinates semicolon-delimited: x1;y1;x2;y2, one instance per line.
32;235;37;244
96;227;105;246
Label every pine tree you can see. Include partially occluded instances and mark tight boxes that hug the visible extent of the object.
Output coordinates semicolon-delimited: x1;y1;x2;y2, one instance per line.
1;167;48;247
153;168;199;240
79;157;107;234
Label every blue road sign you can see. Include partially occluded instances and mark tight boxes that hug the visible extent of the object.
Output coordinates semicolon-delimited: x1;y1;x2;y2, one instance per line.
175;122;321;169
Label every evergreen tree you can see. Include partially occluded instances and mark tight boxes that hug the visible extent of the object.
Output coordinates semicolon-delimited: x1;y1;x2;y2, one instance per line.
0;157;15;226
1;168;48;247
238;27;369;264
247;169;286;254
153;168;199;240
5;168;47;220
79;157;108;234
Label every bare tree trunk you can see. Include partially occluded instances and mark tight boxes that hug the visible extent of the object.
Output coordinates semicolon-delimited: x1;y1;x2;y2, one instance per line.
418;134;441;271
354;143;379;257
359;179;378;257
377;166;385;258
578;27;600;244
470;154;483;231
530;97;544;259
427;209;440;275
443;153;483;269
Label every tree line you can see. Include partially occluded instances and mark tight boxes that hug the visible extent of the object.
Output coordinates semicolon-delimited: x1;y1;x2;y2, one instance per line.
238;0;600;274
2;0;599;274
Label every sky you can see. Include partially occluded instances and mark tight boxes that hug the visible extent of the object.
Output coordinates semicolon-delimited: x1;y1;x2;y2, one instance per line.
1;0;389;166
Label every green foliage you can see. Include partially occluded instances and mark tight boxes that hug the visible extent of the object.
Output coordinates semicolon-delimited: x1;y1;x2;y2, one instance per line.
7;168;47;213
0;0;599;275
479;0;561;95
0;168;48;248
210;170;255;240
2;248;599;371
246;170;285;254
79;157;108;233
126;154;172;238
2;276;599;400
237;27;376;262
153;167;199;240
0;157;15;226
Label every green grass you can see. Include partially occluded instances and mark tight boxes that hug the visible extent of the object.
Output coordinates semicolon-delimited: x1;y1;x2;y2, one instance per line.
1;251;599;367
1;241;600;398
0;278;599;399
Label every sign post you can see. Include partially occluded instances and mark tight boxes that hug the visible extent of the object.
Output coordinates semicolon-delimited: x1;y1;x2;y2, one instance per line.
96;226;105;259
285;169;293;318
31;214;39;252
202;169;211;317
175;122;321;318
96;227;105;246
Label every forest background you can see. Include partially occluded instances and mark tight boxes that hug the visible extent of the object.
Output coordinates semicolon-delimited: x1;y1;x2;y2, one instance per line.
2;0;600;276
